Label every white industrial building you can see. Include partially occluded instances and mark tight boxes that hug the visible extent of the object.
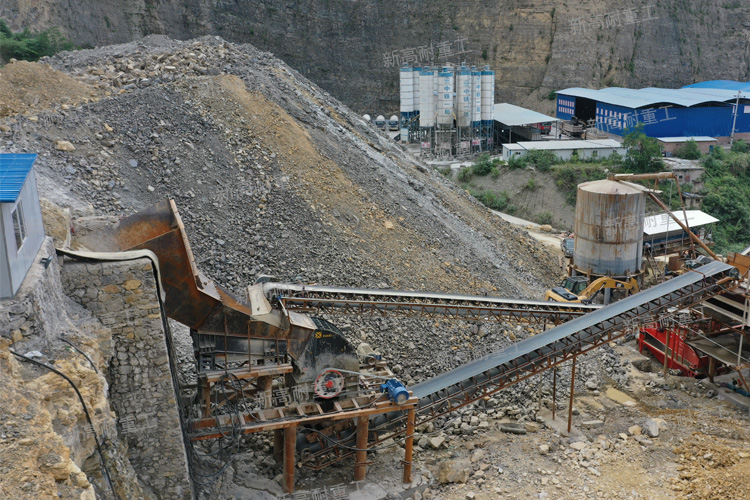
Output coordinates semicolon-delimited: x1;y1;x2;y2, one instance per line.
0;154;45;298
643;210;718;253
502;139;626;162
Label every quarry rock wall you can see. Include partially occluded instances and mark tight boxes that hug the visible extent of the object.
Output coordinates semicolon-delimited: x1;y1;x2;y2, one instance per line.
1;1;749;114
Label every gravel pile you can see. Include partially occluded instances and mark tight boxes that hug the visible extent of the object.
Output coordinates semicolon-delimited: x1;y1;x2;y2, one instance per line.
0;35;565;384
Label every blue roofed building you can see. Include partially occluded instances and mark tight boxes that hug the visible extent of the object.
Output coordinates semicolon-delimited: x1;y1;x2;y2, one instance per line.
555;81;750;142
682;80;750;92
0;154;45;298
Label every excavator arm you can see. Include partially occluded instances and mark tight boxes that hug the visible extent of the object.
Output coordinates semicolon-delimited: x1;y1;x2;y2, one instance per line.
545;276;639;304
579;277;640;301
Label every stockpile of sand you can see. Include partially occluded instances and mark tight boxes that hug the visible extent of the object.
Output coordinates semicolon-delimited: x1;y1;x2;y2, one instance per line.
0;60;94;116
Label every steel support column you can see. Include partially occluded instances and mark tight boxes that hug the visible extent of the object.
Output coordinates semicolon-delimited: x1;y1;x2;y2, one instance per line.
568;356;576;434
284;425;296;493
273;429;283;462
552;367;557;420
355;416;369;481
259;376;273;408
403;406;416;484
663;329;671;379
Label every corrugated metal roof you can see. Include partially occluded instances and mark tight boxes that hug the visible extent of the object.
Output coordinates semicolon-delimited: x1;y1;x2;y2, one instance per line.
643;210;718;236
0;154;37;203
557;86;739;109
493;103;560;126
657;136;717;142
504;139;623;151
682;80;750;92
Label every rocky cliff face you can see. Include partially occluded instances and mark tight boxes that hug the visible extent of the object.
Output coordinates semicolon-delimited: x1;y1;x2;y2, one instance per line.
2;1;749;115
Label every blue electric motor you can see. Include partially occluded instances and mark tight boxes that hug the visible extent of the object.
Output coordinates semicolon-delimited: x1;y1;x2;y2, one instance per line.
380;379;409;404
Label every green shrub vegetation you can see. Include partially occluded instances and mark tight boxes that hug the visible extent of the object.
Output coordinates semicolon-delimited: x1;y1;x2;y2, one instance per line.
472;153;495;176
621;124;664;173
469;188;512;212
673;139;701;160
524;150;558;172
457;167;473;182
699;147;750;253
437;167;452;177
552;164;608;205
537;211;553;225
0;19;74;63
731;139;748;153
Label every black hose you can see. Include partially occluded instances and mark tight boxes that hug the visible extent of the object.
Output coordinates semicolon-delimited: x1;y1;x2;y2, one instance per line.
60;338;99;373
9;350;119;500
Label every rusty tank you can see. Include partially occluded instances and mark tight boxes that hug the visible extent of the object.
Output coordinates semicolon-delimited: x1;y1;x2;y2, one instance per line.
574;179;645;277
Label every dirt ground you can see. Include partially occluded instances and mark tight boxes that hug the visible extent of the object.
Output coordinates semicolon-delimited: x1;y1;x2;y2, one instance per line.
0;60;96;116
461;165;575;231
365;342;750;500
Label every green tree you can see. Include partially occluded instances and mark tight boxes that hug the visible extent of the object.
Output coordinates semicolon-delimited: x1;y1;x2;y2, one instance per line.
471;153;494;175
524;150;558;172
673;139;701;159
0;19;74;63
702;177;750;251
622;124;664;173
731;139;749;153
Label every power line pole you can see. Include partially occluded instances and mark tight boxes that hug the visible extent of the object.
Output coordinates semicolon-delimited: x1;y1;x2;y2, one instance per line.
730;91;741;147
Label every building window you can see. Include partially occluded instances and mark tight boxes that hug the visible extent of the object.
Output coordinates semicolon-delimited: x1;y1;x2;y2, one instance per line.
11;201;27;252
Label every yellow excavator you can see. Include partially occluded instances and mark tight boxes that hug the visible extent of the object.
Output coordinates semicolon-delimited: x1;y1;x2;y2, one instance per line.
545;275;639;304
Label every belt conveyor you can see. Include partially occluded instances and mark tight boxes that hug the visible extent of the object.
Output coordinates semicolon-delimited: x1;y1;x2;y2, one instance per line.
260;282;601;324
370;261;738;433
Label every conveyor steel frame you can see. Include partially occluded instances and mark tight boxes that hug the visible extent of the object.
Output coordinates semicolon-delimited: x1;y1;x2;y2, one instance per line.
296;262;739;470
265;284;600;324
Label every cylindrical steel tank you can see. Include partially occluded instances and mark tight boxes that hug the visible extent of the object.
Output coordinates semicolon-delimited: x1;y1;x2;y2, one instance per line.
480;66;494;122
399;66;413;114
574;179;645;277
412;67;420;112
471;66;481;126
457;67;472;128
419;68;435;128
437;67;454;128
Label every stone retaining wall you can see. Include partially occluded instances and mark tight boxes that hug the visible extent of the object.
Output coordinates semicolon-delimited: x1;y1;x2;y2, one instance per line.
61;257;192;500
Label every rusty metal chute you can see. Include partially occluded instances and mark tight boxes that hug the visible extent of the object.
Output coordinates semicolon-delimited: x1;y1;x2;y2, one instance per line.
107;199;289;336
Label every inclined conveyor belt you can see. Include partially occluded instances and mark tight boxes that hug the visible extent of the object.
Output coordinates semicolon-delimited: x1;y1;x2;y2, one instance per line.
375;261;739;429
297;261;739;467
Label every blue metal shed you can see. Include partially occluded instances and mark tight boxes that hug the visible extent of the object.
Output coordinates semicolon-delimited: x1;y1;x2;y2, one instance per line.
555;85;750;138
0;154;45;298
682;80;750;92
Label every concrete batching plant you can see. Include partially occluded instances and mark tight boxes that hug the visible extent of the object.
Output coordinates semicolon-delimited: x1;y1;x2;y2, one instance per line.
400;63;495;157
